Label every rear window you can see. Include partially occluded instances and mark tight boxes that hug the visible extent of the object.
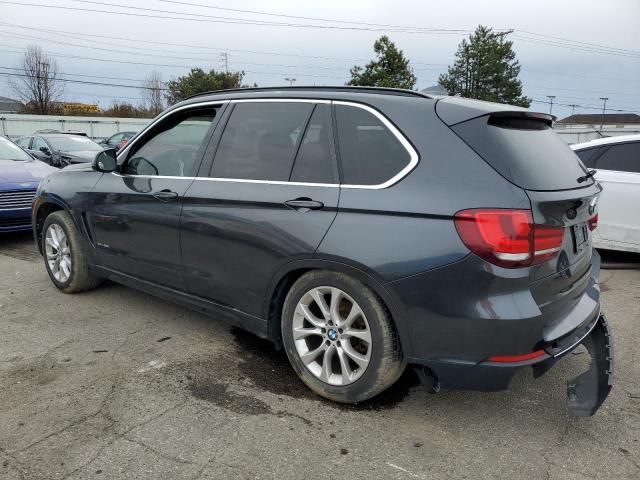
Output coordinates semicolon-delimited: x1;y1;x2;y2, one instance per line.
452;115;592;191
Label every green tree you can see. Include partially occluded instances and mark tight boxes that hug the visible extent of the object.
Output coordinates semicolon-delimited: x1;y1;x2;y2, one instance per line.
438;26;530;107
165;68;249;105
348;36;416;89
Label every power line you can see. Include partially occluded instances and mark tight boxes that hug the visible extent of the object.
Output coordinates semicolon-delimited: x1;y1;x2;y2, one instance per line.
0;20;368;63
514;30;640;57
0;20;636;83
530;98;638;114
0;1;477;34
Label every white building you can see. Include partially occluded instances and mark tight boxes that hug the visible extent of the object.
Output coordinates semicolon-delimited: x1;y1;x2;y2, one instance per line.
554;113;640;144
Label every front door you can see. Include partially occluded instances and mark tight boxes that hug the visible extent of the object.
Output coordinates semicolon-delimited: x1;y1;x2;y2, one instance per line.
86;106;222;290
180;100;340;318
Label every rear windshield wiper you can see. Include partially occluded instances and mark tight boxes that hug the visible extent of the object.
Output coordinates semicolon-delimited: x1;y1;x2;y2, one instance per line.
577;169;597;183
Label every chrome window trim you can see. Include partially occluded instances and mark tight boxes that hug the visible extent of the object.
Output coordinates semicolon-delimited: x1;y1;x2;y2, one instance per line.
116;97;419;190
117;100;230;159
111;172;338;188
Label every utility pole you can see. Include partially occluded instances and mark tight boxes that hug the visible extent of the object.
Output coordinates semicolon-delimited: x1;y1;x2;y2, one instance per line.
285;77;296;86
547;95;556;115
220;52;228;74
599;97;608;131
568;104;578;116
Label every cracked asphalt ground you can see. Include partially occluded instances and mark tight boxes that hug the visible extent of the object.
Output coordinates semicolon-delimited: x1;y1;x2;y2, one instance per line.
1;231;639;480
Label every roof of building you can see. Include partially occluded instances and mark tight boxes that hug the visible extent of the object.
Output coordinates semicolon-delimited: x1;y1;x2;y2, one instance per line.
0;95;24;113
420;85;448;95
570;134;640;150
558;113;640;125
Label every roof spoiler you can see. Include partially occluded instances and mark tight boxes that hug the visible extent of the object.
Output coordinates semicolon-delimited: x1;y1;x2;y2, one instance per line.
489;111;556;125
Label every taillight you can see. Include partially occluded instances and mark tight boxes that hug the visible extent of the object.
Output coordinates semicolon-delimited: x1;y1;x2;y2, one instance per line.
454;209;564;268
588;214;598;231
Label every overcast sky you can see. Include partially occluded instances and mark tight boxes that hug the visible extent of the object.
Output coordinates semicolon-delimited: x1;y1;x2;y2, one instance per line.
1;0;639;119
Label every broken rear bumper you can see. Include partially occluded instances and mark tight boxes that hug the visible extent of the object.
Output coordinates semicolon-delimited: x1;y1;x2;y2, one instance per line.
416;314;613;416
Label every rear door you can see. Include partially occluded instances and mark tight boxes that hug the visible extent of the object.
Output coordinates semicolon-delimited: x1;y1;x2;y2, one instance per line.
180;100;339;318
591;141;640;250
86;106;221;290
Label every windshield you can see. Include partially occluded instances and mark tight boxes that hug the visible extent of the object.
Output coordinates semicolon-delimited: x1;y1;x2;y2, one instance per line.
0;136;32;161
47;136;103;152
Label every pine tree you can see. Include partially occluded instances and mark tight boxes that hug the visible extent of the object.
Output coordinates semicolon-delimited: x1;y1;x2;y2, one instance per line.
348;36;416;89
438;26;530;107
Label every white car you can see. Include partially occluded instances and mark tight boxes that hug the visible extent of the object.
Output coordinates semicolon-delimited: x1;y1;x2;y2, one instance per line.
571;134;640;253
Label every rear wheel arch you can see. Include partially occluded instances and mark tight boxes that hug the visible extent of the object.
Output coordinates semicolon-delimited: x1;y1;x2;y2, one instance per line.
264;259;412;357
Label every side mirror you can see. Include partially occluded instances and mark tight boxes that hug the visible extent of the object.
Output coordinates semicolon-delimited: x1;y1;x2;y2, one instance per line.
93;149;117;173
40;146;51;156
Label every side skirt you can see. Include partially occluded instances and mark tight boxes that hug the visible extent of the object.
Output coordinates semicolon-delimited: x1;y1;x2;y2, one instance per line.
91;265;269;339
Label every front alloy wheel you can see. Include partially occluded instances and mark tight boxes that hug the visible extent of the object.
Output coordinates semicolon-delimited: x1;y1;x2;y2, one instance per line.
45;223;72;283
293;286;372;386
41;210;101;293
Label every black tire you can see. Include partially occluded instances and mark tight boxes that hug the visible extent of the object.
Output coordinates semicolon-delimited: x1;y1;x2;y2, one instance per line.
281;270;405;403
42;211;101;293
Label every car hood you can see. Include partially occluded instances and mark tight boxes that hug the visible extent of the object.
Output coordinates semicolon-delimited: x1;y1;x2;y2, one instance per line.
60;150;99;163
61;162;94;172
0;160;56;189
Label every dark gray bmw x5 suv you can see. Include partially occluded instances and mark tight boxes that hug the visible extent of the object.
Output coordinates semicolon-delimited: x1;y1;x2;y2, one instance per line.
32;87;612;415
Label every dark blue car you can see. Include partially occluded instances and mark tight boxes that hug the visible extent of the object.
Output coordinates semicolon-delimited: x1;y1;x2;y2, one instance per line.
0;136;56;232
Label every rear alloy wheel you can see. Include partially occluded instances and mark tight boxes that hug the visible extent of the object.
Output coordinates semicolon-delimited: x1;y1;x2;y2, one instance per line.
282;271;405;403
293;286;372;386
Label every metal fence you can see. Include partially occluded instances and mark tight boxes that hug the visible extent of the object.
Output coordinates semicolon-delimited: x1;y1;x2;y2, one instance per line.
0;114;151;140
2;113;639;145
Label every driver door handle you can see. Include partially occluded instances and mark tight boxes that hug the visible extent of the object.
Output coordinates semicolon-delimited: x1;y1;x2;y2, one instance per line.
284;198;324;211
153;189;179;202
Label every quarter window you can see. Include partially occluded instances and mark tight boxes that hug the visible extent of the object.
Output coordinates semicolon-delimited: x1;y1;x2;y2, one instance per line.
124;109;217;177
334;104;411;186
211;102;312;181
290;104;335;184
575;146;606;169
595;142;640;173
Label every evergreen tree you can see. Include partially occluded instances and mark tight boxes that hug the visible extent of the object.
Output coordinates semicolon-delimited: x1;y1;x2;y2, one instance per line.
166;68;250;105
438;26;530;107
348;36;416;89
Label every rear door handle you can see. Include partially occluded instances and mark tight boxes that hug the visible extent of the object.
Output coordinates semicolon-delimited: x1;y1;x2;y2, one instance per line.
284;198;324;211
153;189;179;202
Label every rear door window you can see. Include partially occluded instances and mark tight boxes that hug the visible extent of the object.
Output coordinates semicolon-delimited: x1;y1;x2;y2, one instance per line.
290;104;336;184
334;104;411;185
452;115;591;191
594;142;640;173
211;102;312;181
575;146;607;168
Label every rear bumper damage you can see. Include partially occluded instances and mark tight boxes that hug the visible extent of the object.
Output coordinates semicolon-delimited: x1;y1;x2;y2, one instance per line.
566;314;613;416
415;314;613;416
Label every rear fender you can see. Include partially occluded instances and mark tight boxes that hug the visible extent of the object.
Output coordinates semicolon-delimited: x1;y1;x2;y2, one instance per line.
263;258;413;357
